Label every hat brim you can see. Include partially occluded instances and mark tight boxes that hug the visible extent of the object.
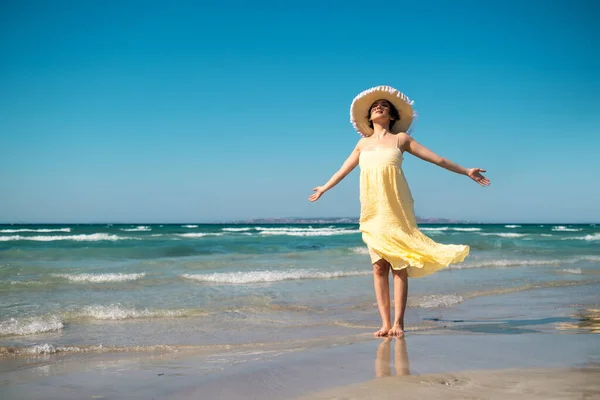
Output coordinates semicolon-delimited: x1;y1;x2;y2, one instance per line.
350;86;415;137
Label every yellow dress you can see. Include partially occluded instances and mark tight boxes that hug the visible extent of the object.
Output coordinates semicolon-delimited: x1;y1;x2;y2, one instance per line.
359;146;469;278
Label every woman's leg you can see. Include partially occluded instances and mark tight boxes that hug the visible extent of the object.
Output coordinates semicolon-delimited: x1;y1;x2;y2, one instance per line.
389;268;408;336
373;259;392;337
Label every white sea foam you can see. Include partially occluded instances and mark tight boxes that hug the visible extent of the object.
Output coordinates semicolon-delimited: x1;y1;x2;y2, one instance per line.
181;269;371;284
452;259;560;269
176;233;224;238
52;273;146;283
576;255;600;262
410;294;464;308
256;227;360;237
582;233;600;241
120;226;151;232
480;233;525;238
504;225;521;228
451;255;600;270
552;226;582;232
562;233;600;241
1;280;45;287
0;228;71;233
0;316;64;336
421;227;481;233
2;343;161;356
182;225;198;228
562;268;582;274
222;227;252;232
0;233;134;242
351;247;370;255
77;305;186;320
4;343;106;355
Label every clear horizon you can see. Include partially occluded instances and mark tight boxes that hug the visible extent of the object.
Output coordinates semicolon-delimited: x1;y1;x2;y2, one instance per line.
1;219;598;225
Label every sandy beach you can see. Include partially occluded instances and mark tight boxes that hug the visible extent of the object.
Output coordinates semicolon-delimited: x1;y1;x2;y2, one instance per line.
299;367;600;400
2;331;599;399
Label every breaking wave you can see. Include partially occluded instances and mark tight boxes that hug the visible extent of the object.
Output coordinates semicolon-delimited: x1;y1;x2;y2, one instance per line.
51;273;146;283
181;269;371;284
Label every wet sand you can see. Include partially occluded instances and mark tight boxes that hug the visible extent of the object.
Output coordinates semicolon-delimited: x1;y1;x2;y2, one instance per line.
299;366;600;400
2;332;599;399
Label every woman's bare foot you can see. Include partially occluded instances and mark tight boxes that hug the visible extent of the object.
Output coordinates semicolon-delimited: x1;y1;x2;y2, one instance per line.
374;325;392;337
388;324;404;337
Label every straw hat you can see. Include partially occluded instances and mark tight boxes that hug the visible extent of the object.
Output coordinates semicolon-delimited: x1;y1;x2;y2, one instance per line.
350;85;416;137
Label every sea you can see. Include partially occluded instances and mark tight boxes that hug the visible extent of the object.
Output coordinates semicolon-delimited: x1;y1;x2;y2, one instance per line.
1;223;599;359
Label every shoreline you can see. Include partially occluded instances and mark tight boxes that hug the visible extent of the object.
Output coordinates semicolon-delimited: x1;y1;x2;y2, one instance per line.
3;331;599;399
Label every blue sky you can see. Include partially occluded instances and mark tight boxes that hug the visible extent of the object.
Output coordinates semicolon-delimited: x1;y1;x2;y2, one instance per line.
1;0;598;223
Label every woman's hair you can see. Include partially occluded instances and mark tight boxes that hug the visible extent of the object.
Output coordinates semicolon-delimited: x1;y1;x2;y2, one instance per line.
367;100;400;130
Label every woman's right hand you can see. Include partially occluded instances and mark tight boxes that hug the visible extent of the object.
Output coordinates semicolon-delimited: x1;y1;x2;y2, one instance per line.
466;168;491;186
308;186;326;202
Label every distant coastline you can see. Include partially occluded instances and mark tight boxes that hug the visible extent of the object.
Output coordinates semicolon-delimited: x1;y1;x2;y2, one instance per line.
230;217;469;224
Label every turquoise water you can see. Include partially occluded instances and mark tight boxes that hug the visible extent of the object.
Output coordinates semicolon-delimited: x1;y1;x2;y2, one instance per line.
1;223;599;355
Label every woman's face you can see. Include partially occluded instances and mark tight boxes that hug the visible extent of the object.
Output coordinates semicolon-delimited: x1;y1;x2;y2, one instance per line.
370;100;393;121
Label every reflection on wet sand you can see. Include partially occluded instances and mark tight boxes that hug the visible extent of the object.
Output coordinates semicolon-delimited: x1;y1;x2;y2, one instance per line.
375;337;410;377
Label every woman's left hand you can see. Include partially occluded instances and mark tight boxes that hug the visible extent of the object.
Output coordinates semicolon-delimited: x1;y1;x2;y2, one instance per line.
467;168;490;186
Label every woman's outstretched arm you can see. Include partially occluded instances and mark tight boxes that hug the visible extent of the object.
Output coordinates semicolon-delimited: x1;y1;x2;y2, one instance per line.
403;134;490;187
308;140;362;202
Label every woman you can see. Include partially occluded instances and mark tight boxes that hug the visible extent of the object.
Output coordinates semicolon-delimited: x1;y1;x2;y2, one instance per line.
308;85;490;337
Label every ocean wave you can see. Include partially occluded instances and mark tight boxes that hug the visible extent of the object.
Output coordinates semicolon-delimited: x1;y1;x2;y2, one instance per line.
0;233;135;242
256;227;360;237
480;233;525;238
451;255;600;270
552;226;582;232
51;273;146;283
0;343;194;356
0;228;71;233
182;225;198;228
176;233;224;238
562;268;582;274
576;255;600;262
120;226;151;232
504;225;521;228
452;259;560;269
0;280;46;287
0;334;358;356
222;227;252;232
181;269;371;284
75;305;189;320
421;227;482;233
351;247;370;255
409;294;464;308
0;306;201;337
582;233;600;241
0;316;64;337
562;233;600;241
